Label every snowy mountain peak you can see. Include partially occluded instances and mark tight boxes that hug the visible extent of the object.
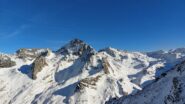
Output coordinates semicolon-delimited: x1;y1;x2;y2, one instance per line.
57;39;96;57
69;38;84;45
99;47;119;52
170;48;185;54
64;38;86;49
1;40;185;104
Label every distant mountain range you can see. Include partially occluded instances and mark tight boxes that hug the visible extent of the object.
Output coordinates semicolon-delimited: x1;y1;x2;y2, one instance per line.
1;39;185;104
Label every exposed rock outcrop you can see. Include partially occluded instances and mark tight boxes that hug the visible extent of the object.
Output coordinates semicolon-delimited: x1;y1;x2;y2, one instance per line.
102;58;111;74
16;48;47;59
0;55;16;68
165;77;183;103
57;39;96;59
76;75;101;90
31;56;48;80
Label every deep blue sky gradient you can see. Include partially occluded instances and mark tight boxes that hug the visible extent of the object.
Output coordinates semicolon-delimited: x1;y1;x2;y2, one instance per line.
0;0;185;53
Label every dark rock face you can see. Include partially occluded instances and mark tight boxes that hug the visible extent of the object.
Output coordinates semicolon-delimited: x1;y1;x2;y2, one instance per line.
176;61;185;74
56;39;84;54
0;55;16;68
69;39;95;57
57;39;96;62
16;48;47;59
172;77;182;102
102;58;111;74
165;77;183;104
70;39;84;47
80;45;95;62
76;75;101;91
31;56;48;80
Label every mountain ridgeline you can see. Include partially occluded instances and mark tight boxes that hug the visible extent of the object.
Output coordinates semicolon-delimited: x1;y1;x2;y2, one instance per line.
1;39;185;104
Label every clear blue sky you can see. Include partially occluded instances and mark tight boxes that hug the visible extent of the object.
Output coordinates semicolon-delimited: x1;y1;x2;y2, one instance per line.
0;0;185;53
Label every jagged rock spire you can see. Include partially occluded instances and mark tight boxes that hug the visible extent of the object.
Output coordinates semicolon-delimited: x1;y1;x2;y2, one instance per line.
56;39;96;57
69;38;84;46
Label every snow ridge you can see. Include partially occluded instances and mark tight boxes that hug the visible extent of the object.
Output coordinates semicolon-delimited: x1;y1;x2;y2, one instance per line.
0;39;185;104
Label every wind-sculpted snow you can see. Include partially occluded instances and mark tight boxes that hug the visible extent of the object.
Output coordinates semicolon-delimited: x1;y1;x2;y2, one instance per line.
1;39;185;104
106;61;185;104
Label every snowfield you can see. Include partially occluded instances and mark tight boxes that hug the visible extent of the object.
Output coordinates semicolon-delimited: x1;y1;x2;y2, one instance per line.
1;39;185;104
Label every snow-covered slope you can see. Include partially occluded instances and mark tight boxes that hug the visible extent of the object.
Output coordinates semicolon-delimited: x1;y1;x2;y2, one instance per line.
106;60;185;104
1;39;185;104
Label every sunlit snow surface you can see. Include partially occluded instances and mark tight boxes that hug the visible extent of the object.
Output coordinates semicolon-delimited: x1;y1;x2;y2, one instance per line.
1;41;185;104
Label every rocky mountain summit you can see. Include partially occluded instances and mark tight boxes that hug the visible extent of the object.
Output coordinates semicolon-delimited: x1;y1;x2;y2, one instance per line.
1;39;185;104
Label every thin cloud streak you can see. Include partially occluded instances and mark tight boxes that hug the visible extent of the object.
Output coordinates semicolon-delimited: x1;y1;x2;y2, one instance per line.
0;24;29;39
